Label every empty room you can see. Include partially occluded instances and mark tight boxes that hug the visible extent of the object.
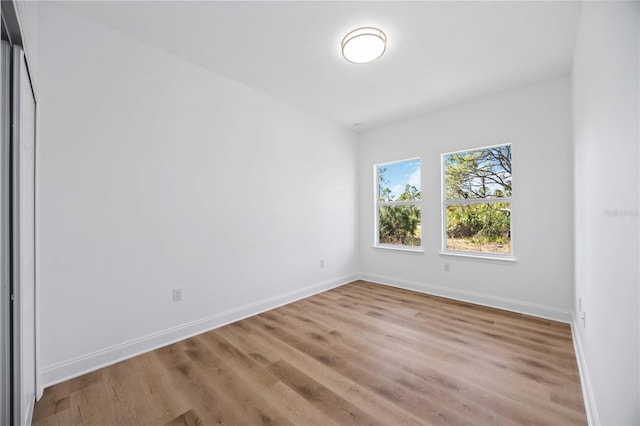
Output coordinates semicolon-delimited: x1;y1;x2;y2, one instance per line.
0;0;638;425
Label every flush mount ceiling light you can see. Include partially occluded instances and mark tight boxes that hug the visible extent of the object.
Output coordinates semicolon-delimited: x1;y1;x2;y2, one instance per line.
341;27;387;64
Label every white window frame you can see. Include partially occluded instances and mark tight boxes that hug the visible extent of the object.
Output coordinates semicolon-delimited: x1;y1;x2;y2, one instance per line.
374;157;423;252
440;144;515;261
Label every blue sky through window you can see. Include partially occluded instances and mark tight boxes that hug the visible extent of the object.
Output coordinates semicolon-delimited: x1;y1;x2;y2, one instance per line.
378;159;420;200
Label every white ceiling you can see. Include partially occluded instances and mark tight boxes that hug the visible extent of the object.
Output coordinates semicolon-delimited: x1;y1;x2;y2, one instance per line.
58;1;582;132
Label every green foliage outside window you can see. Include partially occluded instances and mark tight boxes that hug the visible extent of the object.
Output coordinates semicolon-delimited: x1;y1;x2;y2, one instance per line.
444;145;512;254
378;165;421;246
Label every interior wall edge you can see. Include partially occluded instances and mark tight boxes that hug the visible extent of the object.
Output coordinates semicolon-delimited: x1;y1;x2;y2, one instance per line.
359;272;573;323
40;272;359;388
571;317;599;426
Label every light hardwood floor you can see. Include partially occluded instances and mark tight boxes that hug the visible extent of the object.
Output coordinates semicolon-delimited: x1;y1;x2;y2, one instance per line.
33;280;587;425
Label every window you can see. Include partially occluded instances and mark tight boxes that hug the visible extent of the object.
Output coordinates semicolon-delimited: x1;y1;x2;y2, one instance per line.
442;144;512;257
375;158;421;249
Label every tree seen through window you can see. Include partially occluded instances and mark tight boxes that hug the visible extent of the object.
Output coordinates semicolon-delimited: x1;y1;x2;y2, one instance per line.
443;144;512;255
376;159;421;247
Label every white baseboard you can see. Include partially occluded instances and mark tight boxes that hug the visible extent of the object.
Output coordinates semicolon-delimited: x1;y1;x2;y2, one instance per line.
359;272;573;323
571;317;599;426
41;273;358;388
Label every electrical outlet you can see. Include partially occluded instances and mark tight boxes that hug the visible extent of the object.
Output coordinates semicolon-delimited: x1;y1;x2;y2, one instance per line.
320;259;325;268
444;263;450;272
173;288;183;302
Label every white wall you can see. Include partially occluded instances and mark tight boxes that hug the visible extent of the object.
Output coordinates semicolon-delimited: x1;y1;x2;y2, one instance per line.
572;2;640;424
37;3;359;386
359;77;574;321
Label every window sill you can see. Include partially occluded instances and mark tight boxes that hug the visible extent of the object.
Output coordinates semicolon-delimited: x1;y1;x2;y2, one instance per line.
439;251;517;263
373;244;424;253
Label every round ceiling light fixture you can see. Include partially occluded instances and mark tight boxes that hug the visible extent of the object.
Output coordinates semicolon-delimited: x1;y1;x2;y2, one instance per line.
341;27;387;64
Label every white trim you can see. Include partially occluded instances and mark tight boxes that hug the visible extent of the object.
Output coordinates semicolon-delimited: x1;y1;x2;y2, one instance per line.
442;142;513;156
33;60;42;402
12;45;38;426
443;197;512;206
439;251;516;262
571;317;599;426
359;272;572;323
378;200;421;207
41;273;358;387
25;398;33;426
376;156;421;169
0;39;10;426
373;244;424;253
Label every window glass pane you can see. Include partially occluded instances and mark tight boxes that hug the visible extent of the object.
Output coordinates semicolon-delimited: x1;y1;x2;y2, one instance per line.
378;159;421;202
445;202;511;254
379;205;421;246
444;145;511;200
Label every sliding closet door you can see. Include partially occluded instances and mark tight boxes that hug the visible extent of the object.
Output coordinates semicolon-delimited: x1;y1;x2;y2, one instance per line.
12;45;36;426
0;39;10;426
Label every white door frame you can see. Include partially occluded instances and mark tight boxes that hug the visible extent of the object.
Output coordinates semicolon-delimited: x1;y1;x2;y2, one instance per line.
0;37;11;426
11;44;37;426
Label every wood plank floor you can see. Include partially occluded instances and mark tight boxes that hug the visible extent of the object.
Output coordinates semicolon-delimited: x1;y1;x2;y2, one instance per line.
33;280;587;425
